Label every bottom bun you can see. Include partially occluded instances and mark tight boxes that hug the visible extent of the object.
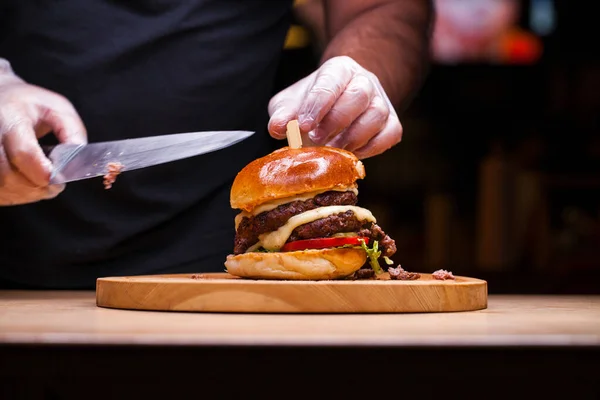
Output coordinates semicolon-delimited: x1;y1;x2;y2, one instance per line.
224;247;367;280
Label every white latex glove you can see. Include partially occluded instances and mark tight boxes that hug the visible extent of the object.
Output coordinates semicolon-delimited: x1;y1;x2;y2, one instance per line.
268;56;402;159
0;60;87;206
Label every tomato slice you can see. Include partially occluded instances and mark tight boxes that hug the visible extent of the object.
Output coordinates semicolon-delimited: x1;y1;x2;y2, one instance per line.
280;236;369;252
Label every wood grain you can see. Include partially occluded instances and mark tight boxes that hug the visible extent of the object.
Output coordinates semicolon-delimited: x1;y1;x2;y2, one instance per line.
1;292;599;347
95;272;487;313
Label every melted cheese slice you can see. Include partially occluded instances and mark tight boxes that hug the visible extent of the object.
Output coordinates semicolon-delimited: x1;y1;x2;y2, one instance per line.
255;205;375;251
234;186;358;230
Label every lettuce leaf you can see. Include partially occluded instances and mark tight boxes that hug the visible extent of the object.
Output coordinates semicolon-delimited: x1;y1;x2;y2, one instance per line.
359;239;383;275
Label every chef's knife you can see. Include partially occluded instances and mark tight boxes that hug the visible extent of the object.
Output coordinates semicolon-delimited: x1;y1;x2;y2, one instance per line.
43;130;254;184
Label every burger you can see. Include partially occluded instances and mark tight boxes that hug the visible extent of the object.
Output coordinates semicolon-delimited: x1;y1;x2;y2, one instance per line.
224;146;398;280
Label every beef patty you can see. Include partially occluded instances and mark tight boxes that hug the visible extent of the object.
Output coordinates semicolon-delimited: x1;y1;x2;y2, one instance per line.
234;190;357;254
287;210;396;257
234;191;396;257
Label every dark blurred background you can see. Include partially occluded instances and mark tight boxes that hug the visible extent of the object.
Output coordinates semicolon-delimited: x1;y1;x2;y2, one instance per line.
272;0;600;295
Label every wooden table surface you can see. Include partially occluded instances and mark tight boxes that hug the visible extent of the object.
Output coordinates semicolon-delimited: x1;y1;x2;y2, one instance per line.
1;290;599;347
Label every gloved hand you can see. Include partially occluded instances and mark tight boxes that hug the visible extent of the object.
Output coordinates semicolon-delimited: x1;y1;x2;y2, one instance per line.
0;60;87;206
268;56;402;159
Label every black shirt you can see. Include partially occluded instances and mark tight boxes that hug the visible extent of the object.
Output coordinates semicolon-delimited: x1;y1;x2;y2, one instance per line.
0;0;293;289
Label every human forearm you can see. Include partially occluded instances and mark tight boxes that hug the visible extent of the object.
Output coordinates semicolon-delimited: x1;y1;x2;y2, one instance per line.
321;0;434;111
268;0;432;158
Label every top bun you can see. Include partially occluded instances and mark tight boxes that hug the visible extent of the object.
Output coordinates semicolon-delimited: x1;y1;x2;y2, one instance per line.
230;146;365;212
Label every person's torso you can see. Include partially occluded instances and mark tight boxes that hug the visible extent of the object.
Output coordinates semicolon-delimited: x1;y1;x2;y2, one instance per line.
0;0;293;288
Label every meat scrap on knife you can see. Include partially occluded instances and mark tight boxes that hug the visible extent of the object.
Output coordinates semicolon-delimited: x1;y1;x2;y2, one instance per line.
224;146;419;280
103;162;123;190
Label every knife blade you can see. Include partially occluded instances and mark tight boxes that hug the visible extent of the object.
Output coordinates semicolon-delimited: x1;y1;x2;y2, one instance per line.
43;130;254;184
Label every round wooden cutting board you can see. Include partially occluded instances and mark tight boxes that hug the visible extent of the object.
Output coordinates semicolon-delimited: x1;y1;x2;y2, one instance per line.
96;272;487;313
